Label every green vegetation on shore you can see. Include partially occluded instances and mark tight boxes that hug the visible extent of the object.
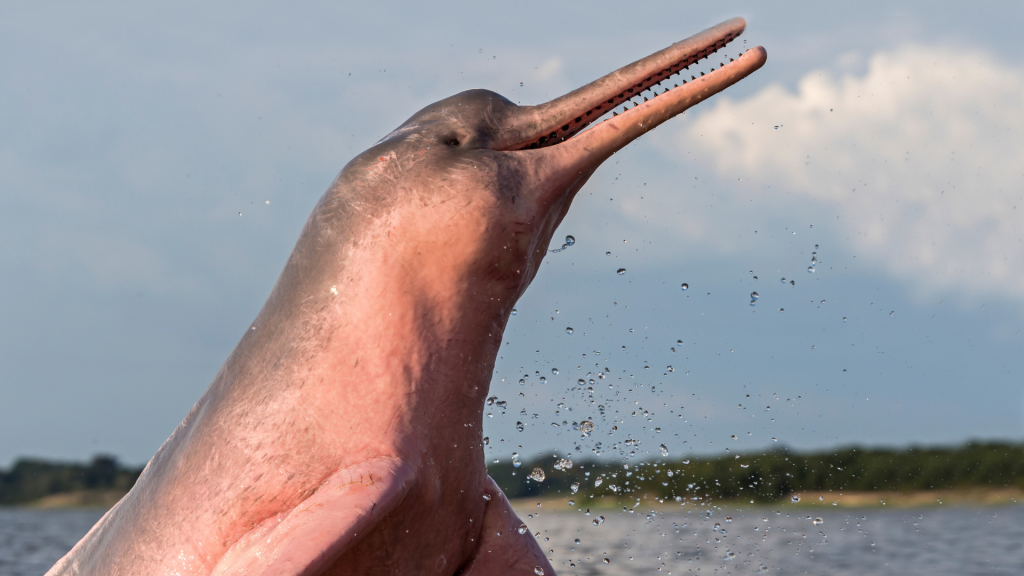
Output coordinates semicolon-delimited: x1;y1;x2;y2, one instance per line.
0;455;141;506
4;442;1024;507
491;442;1024;504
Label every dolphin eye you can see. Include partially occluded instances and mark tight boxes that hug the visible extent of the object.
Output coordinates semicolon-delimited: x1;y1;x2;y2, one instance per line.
446;138;460;147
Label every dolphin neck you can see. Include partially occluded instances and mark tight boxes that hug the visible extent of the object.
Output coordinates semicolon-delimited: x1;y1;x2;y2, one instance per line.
218;210;515;438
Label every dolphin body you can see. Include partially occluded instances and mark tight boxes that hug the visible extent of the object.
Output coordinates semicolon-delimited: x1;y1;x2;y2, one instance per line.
48;18;765;576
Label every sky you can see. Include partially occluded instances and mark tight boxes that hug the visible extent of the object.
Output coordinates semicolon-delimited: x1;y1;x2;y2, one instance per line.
1;0;1022;468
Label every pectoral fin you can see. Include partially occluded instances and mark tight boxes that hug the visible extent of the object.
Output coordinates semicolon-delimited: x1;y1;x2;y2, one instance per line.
212;457;414;576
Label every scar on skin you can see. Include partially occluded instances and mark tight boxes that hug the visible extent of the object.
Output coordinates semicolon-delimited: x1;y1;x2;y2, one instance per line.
338;473;383;490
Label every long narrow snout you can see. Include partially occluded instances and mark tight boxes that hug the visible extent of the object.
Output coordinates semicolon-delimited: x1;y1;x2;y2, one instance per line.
503;17;766;184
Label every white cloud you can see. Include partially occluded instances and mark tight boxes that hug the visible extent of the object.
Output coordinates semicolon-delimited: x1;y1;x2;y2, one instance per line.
676;45;1024;304
534;57;564;82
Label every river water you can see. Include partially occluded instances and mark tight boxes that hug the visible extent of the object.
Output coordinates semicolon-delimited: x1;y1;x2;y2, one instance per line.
3;505;1023;575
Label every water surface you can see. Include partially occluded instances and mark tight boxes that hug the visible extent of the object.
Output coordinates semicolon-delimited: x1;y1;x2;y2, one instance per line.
0;509;105;576
518;503;1024;575
4;505;1024;575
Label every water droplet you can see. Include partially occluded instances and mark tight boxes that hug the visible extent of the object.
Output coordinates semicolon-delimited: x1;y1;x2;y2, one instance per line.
681;283;689;291
666;365;674;372
529;468;546;482
574;538;581;545
564;235;575;246
750;291;759;306
519;379;525;385
534;567;544;575
570;482;580;493
603;558;610;564
579;420;594;435
843;317;847;322
511;307;518;315
616;268;626;275
483;436;489;445
518;524;528;534
780;278;787;284
568;499;575;506
566;327;574;334
539;376;546;384
659;444;669;456
516;422;525;432
520;82;524;87
813;517;823;526
791;495;801;503
807;266;815;273
594;477;603;487
551;368;559;375
483;494;492;501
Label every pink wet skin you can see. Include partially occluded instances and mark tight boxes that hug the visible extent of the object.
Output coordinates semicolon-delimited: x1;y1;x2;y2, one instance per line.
47;18;765;576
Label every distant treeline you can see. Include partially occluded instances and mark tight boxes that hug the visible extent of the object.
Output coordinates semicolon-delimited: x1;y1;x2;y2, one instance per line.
490;442;1024;503
4;443;1024;506
0;455;142;505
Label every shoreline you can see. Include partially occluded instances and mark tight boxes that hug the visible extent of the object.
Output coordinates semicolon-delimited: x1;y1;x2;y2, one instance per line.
4;487;1022;511
511;487;1024;513
2;490;127;510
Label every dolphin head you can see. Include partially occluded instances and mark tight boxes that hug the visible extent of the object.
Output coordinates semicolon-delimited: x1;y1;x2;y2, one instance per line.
299;18;765;321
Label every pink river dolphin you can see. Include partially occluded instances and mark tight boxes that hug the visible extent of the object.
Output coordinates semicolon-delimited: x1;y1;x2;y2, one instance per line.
47;18;765;576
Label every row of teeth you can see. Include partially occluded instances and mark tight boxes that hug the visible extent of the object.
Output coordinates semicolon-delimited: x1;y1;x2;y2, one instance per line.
604;54;742;115
522;38;749;150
